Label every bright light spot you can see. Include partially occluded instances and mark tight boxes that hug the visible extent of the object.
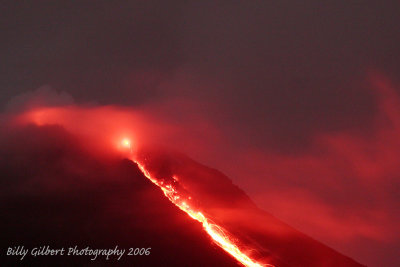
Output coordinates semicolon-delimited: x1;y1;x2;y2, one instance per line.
121;138;131;149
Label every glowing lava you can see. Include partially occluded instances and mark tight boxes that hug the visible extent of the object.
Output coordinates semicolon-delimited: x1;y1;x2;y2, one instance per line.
124;142;273;267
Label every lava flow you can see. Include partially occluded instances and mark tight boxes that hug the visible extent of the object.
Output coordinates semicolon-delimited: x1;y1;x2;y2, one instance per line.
120;139;272;267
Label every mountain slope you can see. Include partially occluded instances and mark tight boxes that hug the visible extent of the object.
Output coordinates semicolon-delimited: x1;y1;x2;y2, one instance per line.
135;148;366;267
0;125;240;266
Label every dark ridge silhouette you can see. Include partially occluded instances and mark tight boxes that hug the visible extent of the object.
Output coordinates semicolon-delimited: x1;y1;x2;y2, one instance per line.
0;125;239;267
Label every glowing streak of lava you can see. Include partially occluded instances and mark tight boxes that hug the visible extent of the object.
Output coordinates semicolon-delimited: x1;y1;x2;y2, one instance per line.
132;157;273;267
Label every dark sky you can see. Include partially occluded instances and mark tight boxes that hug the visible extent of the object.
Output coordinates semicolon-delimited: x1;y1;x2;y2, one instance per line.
1;1;400;266
2;1;400;145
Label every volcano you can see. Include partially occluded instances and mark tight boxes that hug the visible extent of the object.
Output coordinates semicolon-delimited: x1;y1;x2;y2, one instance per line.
1;124;364;266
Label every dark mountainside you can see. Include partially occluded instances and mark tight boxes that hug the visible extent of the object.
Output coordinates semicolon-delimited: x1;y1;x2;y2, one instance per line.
0;125;239;267
1;124;364;266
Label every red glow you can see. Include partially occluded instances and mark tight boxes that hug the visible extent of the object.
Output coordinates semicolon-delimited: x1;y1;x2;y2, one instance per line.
13;72;399;266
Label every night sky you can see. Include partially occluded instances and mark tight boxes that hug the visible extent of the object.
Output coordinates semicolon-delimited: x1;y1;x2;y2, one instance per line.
1;1;400;266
